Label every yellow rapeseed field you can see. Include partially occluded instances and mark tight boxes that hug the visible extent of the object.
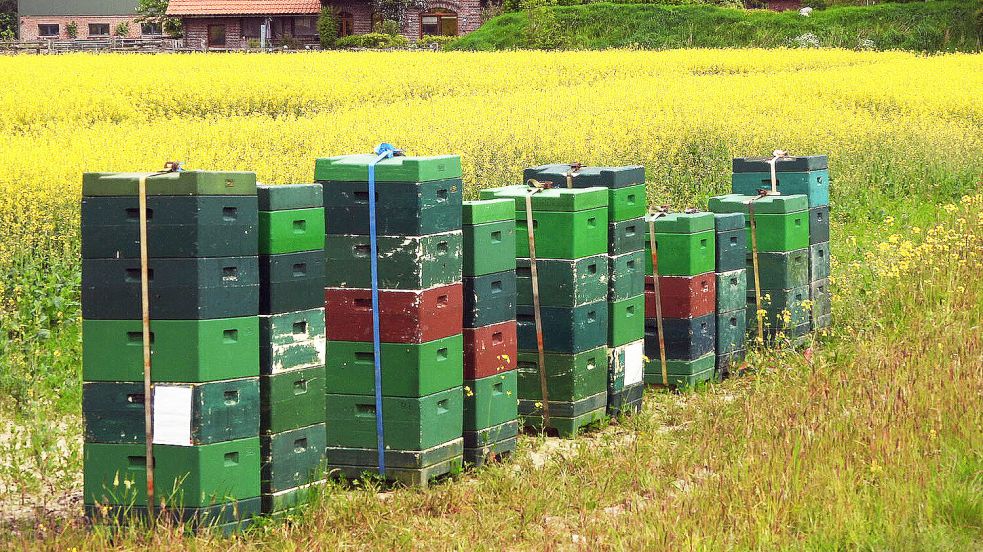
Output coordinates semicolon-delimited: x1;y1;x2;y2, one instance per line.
0;48;981;300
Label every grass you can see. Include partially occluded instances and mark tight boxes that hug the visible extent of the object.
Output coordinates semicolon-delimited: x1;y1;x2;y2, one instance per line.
0;49;980;548
452;0;983;51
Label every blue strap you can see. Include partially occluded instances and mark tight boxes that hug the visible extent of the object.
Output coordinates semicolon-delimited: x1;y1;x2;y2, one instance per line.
368;143;400;475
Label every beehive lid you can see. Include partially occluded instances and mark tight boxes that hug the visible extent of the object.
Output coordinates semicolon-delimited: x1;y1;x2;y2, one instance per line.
732;155;828;173
314;154;461;183
708;194;809;214
713;212;745;232
481;186;608;212
523;164;645;189
257;183;323;211
645;211;714;234
462;199;515;225
82;171;257;197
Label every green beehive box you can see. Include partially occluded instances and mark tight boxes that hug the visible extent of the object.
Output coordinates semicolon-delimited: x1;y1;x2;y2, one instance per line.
324;232;463;290
261;423;327;494
608;250;645;302
261;365;326;435
748;249;809;293
257;184;323;211
82;171;258;197
516;255;608;307
463;219;516;277
480;186;608;212
810;278;832;320
708;194;809;253
324;335;464;397
608;217;646;255
464;437;516;467
519;391;606;418
514;207;608;260
314;154;462;183
260;308;325;375
606;184;647;222
715;269;747;313
650;212;715;234
464;371;518;431
516;346;607;403
85;497;260;533
748;286;811;330
258;208;326;255
324;387;463;451
83;438;261;508
731;155;829;207
522;164;645;190
644;228;714;277
464;419;519;449
644;353;714;387
462;198;515;225
608;295;645;347
82;317;259;383
518;408;607;438
716;311;747;355
326;437;462;471
810;242;831;281
84;379;259;445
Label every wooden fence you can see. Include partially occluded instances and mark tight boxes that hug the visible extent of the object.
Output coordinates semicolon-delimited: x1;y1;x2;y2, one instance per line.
0;37;187;54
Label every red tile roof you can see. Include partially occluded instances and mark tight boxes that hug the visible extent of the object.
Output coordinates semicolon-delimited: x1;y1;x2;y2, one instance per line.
166;0;322;16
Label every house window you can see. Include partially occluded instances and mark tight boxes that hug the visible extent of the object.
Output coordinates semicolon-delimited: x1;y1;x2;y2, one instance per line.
88;23;110;36
140;22;162;36
38;24;59;37
338;12;354;37
371;11;383;32
242;18;263;38
208;25;226;47
294;16;316;36
421;9;457;37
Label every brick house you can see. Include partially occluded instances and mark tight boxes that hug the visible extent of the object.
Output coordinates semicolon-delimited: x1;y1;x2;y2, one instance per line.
16;0;160;40
166;0;482;50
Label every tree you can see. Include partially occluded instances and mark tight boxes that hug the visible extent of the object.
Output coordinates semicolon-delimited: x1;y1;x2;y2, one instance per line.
0;0;16;40
136;0;183;37
317;7;339;47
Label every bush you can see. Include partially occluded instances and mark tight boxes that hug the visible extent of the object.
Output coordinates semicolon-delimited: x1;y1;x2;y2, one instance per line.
416;34;459;49
373;19;402;36
66;21;78;39
114;22;130;37
335;32;409;48
317;7;339;47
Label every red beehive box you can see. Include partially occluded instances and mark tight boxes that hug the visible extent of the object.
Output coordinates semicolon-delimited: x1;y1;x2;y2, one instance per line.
324;283;463;343
463;320;518;379
644;273;715;319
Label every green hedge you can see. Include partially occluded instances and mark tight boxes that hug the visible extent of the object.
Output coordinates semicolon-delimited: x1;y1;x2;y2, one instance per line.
335;32;410;48
452;0;983;51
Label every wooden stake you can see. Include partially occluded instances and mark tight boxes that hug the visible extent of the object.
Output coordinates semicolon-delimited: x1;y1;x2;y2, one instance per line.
138;174;155;524
525;188;550;430
647;216;669;387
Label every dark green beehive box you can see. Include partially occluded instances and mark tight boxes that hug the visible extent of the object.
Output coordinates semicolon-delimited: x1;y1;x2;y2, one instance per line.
84;378;259;445
519;391;606;418
747;285;811;330
325;335;464;397
81;257;259;320
464;419;519;449
259;308;325;375
82;317;259;382
81;195;258;259
259;250;325;315
747;249;809;293
464;371;518;431
320;178;462;236
324;232;463;290
463;271;517;328
261;365;326;434
324;388;463;451
809;242;831;281
82;171;257;197
516;302;608;354
731;155;829;207
609;216;646;255
516;255;608;307
716;310;747;355
326;438;462;471
644;353;714;387
608;250;645;302
261;423;327;494
257;183;322;211
84;438;261;508
523;164;645;190
715;269;747;313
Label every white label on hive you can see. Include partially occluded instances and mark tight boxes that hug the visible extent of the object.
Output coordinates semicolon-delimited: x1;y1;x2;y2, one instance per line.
623;339;646;386
153;385;194;446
